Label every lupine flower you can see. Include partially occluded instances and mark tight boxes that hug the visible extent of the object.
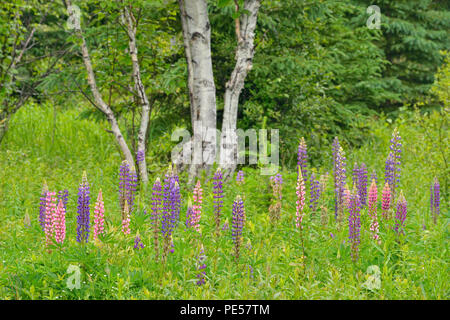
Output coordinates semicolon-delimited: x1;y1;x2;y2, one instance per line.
192;180;203;233
161;169;180;261
394;191;407;235
196;245;207;286
309;173;321;213
122;200;131;235
232;195;245;262
222;218;229;231
431;177;440;224
134;234;145;249
119;160;130;215
57;189;69;211
44;192;57;247
332;138;347;222
381;183;391;219
127;166;138;214
39;181;49;231
236;170;244;185
343;184;351;209
358;163;368;207
385;128;402;203
297;137;308;181
371;170;378;185
54;199;66;245
185;199;194;228
368;179;380;243
295;167;306;230
151;178;162;259
93;189;105;241
348;188;361;262
213;169;224;234
76;172;90;243
136;150;145;163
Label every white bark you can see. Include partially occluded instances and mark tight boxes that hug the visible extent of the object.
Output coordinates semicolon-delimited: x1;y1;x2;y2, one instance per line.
179;0;217;181
66;0;134;167
123;6;149;183
221;0;261;177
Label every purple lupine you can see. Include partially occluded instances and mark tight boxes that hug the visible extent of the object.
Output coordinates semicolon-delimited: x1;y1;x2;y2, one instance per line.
394;191;407;236
76;171;90;243
127;167;138;214
213;168;224;234
134;235;145;249
297;137;308;181
332;137;347;222
357;163;368;207
309;173;321;213
232;195;245;262
196;245;207;285
151;178;162;260
57;189;69;211
431;177;440;224
348;188;361;262
185;199;194;228
136;150;145;163
236;170;244;185
161;169;180;260
385;128;402;203
371;170;378;185
119;160;130;216
39;181;49;231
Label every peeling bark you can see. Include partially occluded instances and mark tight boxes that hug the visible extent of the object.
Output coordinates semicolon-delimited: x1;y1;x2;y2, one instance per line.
221;0;261;178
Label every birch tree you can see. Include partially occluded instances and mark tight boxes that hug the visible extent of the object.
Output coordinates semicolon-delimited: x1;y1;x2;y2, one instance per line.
178;0;261;179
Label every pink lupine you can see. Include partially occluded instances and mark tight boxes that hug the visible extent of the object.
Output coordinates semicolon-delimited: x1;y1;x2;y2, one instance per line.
368;179;380;243
93;189;105;241
295;167;306;229
343;185;351;209
192;180;203;233
54;199;66;245
44;192;57;247
381;183;391;219
121;200;131;235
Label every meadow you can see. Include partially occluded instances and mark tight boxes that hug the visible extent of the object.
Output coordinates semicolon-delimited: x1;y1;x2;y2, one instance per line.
0;103;447;300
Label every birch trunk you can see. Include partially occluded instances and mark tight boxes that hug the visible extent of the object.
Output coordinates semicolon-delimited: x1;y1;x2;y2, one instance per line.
123;6;150;183
221;0;261;178
179;0;217;181
65;0;135;168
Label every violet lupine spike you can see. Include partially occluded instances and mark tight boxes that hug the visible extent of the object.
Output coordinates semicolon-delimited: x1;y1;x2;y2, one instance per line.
57;189;69;211
348;188;361;262
185;199;194;228
136;150;145;163
44;192;57;247
134;234;145;249
39;181;49;231
381;183;391;220
76;172;91;243
93;189;105;241
385;128;402;203
196;245;207;286
232;195;245;262
309;173;320;213
119;160;130;216
236;170;244;185
297;137;308;182
54;199;66;245
394;191;407;236
295;167;306;230
371;170;378;185
368;179;380;243
151;178;162;260
127;167;138;214
192;180;203;233
431;177;440;224
161;168;180;260
358;163;368;207
213;168;224;234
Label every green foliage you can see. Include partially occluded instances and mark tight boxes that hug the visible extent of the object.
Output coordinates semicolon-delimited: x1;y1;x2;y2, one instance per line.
0;103;448;299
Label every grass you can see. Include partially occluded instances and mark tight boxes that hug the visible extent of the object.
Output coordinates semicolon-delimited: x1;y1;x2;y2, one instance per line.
0;103;448;299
